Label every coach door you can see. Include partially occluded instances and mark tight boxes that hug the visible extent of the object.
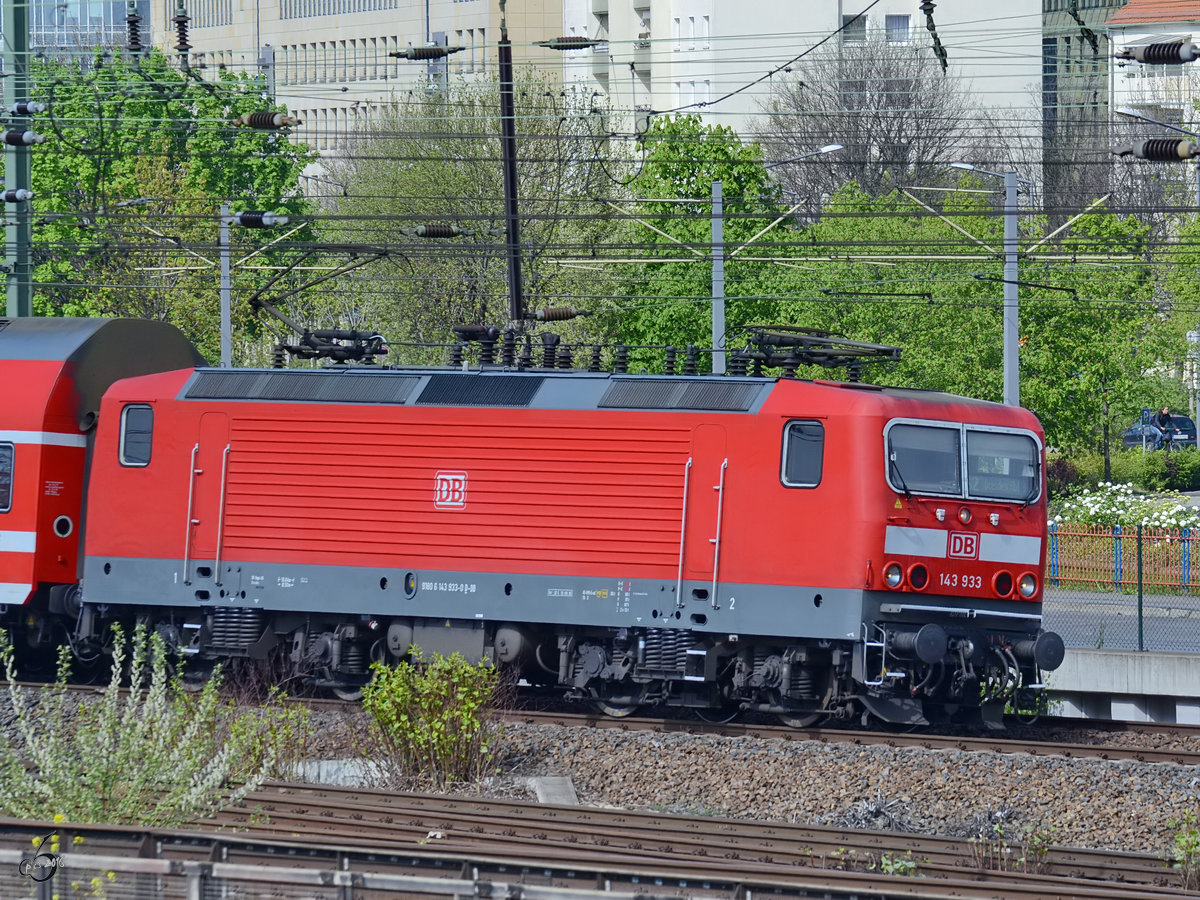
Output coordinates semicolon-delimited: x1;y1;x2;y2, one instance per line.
681;424;728;604
186;412;230;569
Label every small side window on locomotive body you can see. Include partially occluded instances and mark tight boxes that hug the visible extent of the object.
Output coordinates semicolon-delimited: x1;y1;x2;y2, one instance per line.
119;404;154;467
0;442;12;513
782;421;824;487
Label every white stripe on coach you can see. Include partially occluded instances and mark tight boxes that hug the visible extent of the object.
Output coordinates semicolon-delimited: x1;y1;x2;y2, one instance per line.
0;583;31;605
0;531;35;553
0;430;86;448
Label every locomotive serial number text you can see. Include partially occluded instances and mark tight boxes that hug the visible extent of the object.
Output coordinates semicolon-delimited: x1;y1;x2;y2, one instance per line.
939;573;983;589
421;581;477;593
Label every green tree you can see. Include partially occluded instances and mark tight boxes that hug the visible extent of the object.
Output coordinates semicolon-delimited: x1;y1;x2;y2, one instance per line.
324;75;625;358
1020;210;1167;471
614;114;785;366
26;50;315;360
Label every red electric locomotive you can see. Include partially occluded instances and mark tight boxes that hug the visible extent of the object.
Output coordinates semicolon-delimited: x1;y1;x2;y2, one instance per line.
2;319;1063;726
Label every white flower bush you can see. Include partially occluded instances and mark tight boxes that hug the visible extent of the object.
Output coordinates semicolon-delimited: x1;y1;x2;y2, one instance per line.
1053;482;1200;530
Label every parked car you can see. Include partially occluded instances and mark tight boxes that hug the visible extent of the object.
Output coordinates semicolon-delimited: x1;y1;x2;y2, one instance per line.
1121;413;1198;450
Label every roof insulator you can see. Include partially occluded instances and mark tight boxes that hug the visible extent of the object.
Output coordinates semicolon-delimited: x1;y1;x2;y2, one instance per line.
3;129;44;145
1118;42;1200;64
234;211;289;227
414;224;461;238
535;36;602;50
389;45;464;60
232;111;302;128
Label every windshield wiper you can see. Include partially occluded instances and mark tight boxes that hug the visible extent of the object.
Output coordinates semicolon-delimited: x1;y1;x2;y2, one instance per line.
1021;457;1041;508
889;452;913;500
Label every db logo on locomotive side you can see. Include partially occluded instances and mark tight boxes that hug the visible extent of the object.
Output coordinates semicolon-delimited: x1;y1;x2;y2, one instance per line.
434;471;468;509
948;532;979;559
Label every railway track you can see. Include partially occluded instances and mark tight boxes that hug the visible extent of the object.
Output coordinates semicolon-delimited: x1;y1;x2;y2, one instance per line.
35;680;1200;765
488;708;1200;766
0;785;1189;899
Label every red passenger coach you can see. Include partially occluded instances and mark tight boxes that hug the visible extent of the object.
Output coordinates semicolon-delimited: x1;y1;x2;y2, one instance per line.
0;318;202;642
73;350;1064;725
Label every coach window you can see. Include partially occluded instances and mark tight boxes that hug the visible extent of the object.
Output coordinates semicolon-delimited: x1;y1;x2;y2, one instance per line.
781;421;824;487
0;442;12;512
887;423;961;495
119;404;154;467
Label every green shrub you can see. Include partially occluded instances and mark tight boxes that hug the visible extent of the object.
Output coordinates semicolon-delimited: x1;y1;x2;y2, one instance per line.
1055;448;1200;495
1045;455;1082;501
0;624;288;826
361;649;501;789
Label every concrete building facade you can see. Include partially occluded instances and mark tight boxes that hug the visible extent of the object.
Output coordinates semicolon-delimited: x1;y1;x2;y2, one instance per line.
555;0;1044;137
150;0;565;152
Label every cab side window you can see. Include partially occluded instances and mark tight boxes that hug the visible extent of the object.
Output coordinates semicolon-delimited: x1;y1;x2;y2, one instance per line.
782;421;824;487
119;404;154;467
0;442;12;512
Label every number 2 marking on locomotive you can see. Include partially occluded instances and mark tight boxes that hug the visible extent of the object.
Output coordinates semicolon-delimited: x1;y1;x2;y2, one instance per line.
728;597;735;609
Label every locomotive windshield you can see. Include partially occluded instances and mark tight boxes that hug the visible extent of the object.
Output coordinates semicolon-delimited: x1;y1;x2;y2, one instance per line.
886;421;1040;501
965;429;1039;501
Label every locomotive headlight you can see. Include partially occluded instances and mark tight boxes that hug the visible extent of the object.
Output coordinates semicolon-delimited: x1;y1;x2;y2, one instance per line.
883;563;904;589
957;507;972;525
1018;573;1038;598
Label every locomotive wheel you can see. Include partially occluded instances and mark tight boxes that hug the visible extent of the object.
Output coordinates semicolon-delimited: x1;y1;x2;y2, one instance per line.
695;704;740;724
331;684;365;702
179;661;216;693
777;711;825;729
593;699;639;718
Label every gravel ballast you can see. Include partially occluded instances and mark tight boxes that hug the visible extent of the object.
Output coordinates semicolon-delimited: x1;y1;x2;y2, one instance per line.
309;711;1200;859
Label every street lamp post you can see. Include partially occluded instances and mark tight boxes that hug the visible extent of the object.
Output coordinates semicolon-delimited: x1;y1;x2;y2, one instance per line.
765;143;844;170
219;204;290;367
951;162;1022;407
1116;107;1200;207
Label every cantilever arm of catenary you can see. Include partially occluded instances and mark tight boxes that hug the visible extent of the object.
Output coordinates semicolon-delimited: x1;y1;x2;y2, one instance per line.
728;199;809;259
1022;194;1111;256
900;189;998;258
604;200;708;258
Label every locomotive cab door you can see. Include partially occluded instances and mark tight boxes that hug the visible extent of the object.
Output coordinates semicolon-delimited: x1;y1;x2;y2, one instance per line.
188;412;230;564
682;424;728;596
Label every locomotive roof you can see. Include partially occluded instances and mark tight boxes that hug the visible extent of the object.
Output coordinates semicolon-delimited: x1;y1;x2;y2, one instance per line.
173;366;1016;418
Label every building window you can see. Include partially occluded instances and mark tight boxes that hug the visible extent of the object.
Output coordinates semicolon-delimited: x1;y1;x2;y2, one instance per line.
885;14;910;43
781;421;824;488
842;13;866;43
119;405;154;467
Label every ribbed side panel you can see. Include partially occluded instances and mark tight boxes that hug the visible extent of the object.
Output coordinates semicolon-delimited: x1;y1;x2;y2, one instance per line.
220;418;690;570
